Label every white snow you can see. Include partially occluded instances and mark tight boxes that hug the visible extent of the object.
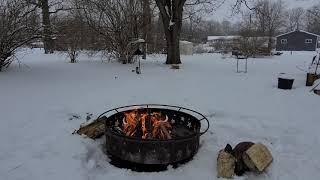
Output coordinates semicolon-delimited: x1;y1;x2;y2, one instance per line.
0;49;320;180
313;79;320;90
131;39;146;44
278;73;295;80
169;20;175;27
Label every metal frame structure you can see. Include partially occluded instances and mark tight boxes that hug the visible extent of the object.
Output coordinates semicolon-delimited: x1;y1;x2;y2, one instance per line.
97;104;210;165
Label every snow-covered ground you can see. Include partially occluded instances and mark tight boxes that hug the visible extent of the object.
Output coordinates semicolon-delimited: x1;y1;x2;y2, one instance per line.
0;49;319;180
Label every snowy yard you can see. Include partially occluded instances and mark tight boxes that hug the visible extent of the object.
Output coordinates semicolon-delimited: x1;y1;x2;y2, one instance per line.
0;49;319;180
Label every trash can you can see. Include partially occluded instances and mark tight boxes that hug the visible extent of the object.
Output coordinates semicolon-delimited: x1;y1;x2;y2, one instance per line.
278;73;294;90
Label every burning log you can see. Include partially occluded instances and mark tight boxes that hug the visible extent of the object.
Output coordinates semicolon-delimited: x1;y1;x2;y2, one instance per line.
122;111;173;140
152;115;172;140
122;111;139;136
160;123;172;139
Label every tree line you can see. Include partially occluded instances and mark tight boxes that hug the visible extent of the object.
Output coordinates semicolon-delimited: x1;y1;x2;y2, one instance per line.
1;0;320;71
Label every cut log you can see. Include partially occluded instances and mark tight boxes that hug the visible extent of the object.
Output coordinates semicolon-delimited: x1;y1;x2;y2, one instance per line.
233;142;255;176
73;116;107;139
217;150;236;178
243;143;273;172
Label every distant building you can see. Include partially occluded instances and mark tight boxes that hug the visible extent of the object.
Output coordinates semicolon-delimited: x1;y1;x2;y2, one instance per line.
207;36;240;46
276;30;320;51
207;36;240;51
207;36;275;53
180;41;193;55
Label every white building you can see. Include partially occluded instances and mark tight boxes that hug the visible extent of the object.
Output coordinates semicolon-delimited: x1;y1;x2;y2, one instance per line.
180;41;193;55
207;36;240;45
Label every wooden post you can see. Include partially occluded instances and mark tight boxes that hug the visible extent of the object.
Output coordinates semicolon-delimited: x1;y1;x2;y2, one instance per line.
237;59;239;73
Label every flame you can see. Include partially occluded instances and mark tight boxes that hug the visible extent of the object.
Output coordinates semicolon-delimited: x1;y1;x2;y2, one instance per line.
122;110;172;140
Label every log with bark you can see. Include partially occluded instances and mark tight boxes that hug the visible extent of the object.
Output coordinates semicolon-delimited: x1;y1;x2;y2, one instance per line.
217;145;236;178
233;142;255;176
73;116;107;139
217;142;273;178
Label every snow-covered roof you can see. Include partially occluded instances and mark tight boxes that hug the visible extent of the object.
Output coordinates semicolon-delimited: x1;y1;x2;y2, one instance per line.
180;40;193;44
130;39;145;44
207;36;240;41
276;30;320;38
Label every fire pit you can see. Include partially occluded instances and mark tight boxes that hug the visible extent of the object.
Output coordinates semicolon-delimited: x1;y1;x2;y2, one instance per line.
97;104;209;169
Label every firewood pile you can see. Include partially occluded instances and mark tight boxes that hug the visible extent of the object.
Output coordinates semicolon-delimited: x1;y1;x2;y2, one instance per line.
217;142;273;178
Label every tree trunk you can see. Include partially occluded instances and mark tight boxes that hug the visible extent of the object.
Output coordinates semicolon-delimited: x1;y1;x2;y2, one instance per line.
0;59;3;72
142;0;152;57
165;28;182;64
119;51;127;64
41;0;54;54
155;0;185;65
267;35;273;55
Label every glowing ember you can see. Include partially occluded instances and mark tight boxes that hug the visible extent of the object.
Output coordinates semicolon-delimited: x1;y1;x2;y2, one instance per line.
122;111;172;140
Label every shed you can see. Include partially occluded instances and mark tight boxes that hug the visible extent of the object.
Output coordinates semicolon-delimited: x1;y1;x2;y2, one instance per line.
180;41;193;55
276;30;319;51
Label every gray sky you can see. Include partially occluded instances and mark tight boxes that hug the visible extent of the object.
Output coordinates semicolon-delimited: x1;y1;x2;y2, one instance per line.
207;0;319;22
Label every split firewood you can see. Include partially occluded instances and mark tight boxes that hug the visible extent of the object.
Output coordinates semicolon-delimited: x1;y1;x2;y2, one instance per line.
243;143;273;172
217;145;236;178
233;142;255;176
73;116;107;139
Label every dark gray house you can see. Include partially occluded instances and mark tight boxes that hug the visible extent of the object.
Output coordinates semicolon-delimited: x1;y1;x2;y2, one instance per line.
276;30;319;51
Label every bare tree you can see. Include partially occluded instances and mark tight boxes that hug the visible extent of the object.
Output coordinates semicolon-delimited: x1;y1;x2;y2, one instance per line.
55;14;84;63
250;0;286;53
0;0;40;71
306;4;320;34
238;13;267;57
75;0;145;64
286;7;305;31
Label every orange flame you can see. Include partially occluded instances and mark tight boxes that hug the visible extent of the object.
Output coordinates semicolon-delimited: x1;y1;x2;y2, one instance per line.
122;110;172;140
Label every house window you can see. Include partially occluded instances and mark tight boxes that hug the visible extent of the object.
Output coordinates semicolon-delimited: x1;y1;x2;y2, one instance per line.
305;39;313;43
281;39;287;44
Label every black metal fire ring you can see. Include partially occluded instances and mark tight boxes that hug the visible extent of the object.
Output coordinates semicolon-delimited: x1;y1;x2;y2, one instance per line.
97;104;210;168
97;104;210;137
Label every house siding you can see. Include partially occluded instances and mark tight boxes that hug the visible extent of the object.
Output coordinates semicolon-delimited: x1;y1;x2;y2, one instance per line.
276;31;318;51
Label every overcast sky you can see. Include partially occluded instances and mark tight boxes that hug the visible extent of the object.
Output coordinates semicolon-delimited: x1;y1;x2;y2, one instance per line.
207;0;319;22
